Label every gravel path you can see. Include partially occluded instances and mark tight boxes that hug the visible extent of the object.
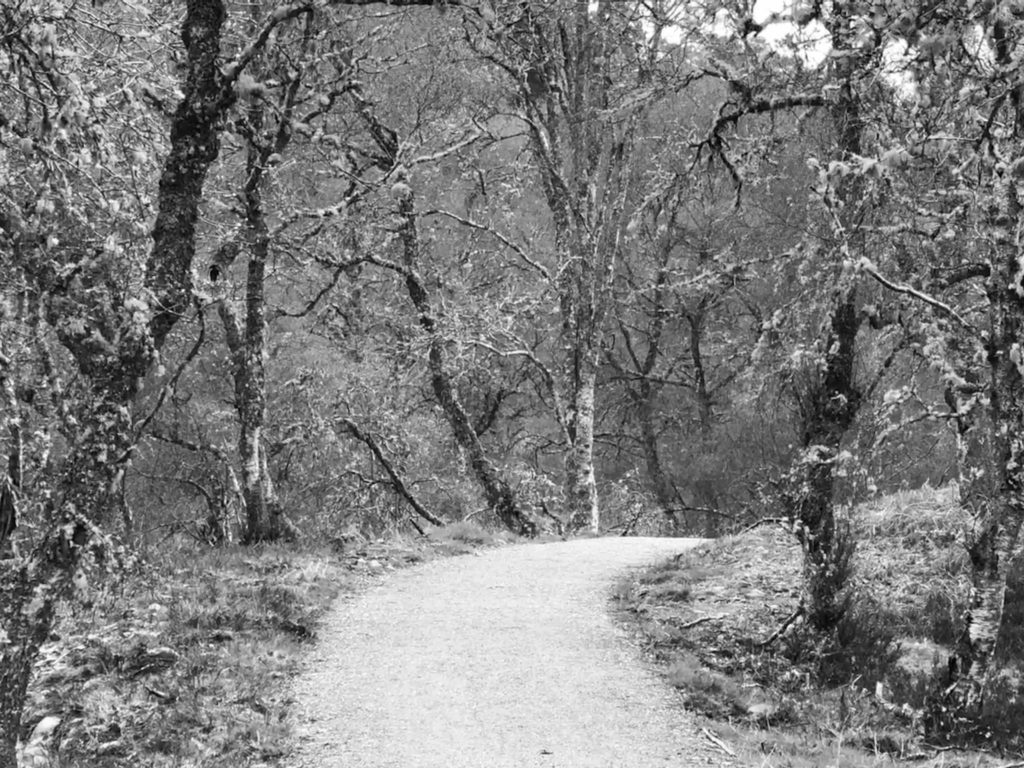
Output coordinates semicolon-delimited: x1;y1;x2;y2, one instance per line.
290;537;741;768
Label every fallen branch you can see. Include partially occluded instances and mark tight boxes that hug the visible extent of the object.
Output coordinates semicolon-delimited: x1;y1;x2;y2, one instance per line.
755;604;805;648
681;614;728;630
700;727;737;757
736;516;790;535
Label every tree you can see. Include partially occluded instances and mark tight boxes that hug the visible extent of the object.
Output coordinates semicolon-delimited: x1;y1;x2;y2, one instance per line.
0;2;233;760
839;0;1024;729
461;0;713;532
354;85;541;535
602;159;786;533
702;1;917;636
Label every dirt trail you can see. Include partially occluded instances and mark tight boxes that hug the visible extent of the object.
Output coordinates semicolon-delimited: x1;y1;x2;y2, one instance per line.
290;537;741;767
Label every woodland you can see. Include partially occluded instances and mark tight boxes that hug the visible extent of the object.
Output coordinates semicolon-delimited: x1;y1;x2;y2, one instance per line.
2;0;1024;764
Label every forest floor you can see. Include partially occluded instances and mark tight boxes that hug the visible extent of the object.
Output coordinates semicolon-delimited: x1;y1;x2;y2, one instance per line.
18;521;513;767
288;535;736;768
615;485;1024;768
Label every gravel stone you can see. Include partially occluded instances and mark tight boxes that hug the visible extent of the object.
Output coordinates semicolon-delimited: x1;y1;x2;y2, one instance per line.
290;536;744;767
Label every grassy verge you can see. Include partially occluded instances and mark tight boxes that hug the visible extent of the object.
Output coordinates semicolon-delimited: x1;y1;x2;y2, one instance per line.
615;486;1024;768
21;522;512;767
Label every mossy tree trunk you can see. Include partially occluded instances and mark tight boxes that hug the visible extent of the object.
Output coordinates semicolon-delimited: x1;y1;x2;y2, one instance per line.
937;169;1024;728
784;4;870;636
785;287;861;632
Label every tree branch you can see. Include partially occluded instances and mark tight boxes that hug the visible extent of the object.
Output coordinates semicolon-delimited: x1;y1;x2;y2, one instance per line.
421;209;551;280
336;417;443;526
859;260;973;329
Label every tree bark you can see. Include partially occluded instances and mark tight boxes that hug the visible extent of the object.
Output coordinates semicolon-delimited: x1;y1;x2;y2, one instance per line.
609;241;680;530
635;388;678;530
219;295;295;544
0;401;136;765
490;3;639;535
786;284;861;633
686;306;714;438
564;371;600;534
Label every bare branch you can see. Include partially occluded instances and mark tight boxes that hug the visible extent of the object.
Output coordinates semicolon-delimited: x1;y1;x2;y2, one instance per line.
421;209;551;280
223;0;459;84
408;129;485;167
274;255;368;320
130;301;208;452
859;260;973;329
335;416;443;526
932;262;991;289
707;93;827;137
470;338;567;433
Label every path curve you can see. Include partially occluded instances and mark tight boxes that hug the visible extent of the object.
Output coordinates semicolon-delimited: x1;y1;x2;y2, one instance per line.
290;537;738;767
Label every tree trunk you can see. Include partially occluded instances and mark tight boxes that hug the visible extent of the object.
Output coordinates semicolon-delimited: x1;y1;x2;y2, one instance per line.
635;387;678;531
396;193;538;536
782;9;866;636
937;165;1024;723
932;373;1024;731
501;5;637;537
0;569;55;767
687;308;714;438
1;423;21;559
564;371;600;533
957;501;1021;687
211;0;305;545
786;286;861;633
610;241;678;530
220;293;294;544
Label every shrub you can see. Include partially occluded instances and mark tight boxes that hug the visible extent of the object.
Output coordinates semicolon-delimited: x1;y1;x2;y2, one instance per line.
783;593;902;688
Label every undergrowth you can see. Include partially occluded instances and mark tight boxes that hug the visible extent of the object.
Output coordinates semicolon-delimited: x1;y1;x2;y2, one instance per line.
21;521;507;767
616;485;1024;767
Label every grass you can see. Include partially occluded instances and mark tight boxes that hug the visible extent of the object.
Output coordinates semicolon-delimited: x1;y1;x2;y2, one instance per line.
615;485;1024;768
21;521;508;767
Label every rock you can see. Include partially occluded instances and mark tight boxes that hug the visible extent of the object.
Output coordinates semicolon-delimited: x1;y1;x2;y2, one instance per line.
747;701;777;719
29;715;61;740
368;559;383;570
19;715;61;768
97;739;126;756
